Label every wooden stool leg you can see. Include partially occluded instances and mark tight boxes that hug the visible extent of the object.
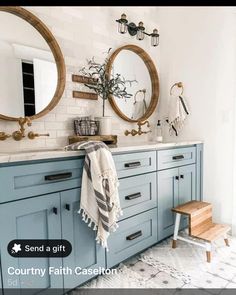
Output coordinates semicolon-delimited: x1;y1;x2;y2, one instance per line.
224;238;230;247
172;240;177;248
206;243;212;263
172;213;181;249
206;251;211;263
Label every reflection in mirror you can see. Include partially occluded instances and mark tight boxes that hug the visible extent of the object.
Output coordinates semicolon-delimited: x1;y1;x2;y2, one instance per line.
112;49;152;121
0;11;57;118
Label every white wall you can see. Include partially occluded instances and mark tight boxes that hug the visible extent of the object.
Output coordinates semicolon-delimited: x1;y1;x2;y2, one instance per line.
157;7;236;225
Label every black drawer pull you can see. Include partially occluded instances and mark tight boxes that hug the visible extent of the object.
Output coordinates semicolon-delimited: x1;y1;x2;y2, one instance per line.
124;161;141;168
172;155;184;160
125;192;141;200
180;174;184;179
45;172;72;181
52;207;58;215
175;176;179;180
65;204;71;211
126;230;142;241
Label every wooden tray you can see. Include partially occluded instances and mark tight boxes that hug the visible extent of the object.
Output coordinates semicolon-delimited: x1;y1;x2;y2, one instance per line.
68;135;117;146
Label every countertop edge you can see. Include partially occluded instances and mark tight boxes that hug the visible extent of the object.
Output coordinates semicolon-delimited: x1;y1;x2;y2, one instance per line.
0;141;203;165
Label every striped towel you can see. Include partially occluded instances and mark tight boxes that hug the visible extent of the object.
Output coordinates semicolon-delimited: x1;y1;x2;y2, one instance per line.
64;141;122;249
167;95;190;136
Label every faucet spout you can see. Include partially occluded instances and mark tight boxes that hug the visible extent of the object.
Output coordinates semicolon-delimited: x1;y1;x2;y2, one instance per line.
124;120;151;136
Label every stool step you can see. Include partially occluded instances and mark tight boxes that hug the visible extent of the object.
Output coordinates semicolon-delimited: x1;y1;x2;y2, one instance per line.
191;223;230;242
172;200;212;217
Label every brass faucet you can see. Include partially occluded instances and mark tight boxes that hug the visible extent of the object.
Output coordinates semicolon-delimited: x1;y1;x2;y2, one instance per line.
124;120;151;136
0;117;50;141
12;117;32;141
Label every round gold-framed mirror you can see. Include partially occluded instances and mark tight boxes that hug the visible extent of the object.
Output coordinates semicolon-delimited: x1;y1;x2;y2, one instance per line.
0;6;65;121
106;44;159;122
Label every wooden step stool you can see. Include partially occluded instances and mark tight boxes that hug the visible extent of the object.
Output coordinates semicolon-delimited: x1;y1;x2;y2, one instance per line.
171;200;231;263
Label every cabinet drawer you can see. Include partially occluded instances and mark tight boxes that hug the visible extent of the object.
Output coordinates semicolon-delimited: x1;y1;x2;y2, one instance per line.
119;173;157;220
0;158;84;203
106;208;158;268
113;151;156;178
157;147;196;170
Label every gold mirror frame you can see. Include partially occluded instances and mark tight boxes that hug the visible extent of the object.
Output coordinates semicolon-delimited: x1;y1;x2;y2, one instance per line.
106;44;159;123
0;6;66;121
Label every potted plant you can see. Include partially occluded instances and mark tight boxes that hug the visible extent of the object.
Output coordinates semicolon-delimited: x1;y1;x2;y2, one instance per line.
80;48;135;135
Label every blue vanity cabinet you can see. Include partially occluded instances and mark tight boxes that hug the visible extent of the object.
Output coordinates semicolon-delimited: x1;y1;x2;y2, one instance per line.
61;188;105;290
0;143;203;292
0;193;63;293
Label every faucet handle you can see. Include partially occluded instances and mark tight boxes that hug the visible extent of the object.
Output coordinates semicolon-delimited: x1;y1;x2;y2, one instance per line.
0;132;11;141
12;131;24;141
28;132;50;140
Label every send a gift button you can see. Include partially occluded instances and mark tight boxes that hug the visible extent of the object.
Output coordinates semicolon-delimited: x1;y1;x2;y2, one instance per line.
8;239;72;257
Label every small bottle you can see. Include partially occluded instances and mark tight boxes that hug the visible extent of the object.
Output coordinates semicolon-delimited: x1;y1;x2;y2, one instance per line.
156;120;163;142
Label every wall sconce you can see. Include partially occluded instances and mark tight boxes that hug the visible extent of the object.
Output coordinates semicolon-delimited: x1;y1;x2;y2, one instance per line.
116;13;159;47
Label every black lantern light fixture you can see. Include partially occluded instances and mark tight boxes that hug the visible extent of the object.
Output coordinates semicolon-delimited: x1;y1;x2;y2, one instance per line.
116;13;159;47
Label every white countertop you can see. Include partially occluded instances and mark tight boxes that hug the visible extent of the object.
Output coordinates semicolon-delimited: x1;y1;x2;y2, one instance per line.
0;140;203;164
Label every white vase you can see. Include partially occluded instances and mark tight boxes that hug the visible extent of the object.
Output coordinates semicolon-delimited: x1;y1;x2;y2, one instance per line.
96;116;112;135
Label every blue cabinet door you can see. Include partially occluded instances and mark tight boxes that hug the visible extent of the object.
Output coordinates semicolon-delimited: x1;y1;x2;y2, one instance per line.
0;193;63;294
158;168;179;241
61;188;105;290
178;164;196;205
178;164;196;228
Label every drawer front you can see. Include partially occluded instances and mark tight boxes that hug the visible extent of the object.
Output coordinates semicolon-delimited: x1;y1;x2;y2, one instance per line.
113;151;156;178
119;173;157;220
157;147;196;170
0;158;84;203
106;208;158;268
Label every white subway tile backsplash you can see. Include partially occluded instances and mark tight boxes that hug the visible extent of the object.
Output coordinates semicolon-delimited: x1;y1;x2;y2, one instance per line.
44;122;67;130
67;106;86;115
41;114;56;122
56;130;74;137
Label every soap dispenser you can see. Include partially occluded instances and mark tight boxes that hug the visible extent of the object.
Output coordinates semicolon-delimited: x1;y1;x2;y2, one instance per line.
156;120;163;142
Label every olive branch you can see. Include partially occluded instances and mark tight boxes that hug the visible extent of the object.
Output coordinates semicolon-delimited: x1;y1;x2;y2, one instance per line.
79;48;137;116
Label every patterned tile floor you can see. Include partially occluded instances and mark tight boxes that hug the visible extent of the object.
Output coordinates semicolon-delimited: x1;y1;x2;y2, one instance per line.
72;233;236;292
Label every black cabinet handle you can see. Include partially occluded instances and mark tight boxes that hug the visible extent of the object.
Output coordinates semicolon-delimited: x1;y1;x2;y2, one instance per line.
180;175;184;179
175;176;179;180
124;161;141;168
126;230;142;241
65;204;71;211
125;192;141;200
52;207;58;215
172;155;184;160
45;172;72;181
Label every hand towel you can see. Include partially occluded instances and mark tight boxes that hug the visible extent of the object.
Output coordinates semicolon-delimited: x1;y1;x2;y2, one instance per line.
131;100;147;120
167;95;190;136
64;141;122;250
